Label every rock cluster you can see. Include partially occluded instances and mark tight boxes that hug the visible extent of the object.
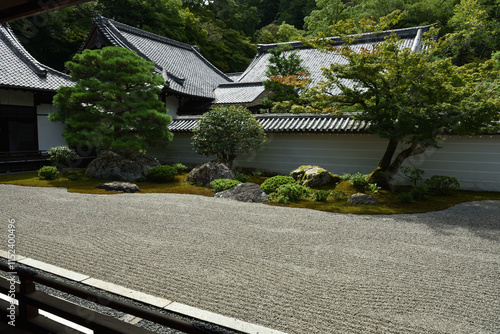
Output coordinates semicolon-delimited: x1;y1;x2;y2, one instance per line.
291;165;340;187
215;183;269;203
96;182;141;193
185;161;233;187
348;193;378;205
85;150;159;181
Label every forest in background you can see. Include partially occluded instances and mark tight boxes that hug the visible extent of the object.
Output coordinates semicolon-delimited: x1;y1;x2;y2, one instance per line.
8;0;500;73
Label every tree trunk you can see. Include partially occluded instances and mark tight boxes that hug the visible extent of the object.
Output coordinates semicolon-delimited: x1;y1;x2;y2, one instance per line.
368;139;432;190
367;138;399;189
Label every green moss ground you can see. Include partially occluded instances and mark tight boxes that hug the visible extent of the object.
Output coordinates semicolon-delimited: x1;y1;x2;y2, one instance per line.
1;170;499;214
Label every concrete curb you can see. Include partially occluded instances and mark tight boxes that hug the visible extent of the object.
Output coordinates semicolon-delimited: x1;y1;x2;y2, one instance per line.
0;251;287;334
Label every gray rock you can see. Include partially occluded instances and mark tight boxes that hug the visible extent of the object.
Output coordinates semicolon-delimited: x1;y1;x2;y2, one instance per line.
215;183;269;203
291;165;340;187
96;182;140;193
348;193;378;205
185;161;234;187
85;150;160;181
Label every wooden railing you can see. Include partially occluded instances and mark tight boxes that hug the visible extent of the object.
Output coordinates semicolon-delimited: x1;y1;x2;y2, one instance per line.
0;262;218;334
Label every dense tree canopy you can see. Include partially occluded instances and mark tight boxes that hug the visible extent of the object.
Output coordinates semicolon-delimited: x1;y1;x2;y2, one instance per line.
10;0;500;72
192;106;266;168
50;47;173;153
308;13;500;188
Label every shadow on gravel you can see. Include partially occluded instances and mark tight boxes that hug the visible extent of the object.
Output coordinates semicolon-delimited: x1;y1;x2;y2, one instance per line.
392;200;500;241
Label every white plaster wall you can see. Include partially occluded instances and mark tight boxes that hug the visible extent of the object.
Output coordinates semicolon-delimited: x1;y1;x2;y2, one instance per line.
0;89;34;106
37;104;66;150
164;95;179;119
153;132;500;191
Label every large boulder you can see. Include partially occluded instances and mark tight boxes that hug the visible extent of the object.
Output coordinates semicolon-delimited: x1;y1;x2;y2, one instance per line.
96;182;140;193
185;161;233;187
291;165;340;187
348;193;378;205
85;150;160;181
215;183;269;203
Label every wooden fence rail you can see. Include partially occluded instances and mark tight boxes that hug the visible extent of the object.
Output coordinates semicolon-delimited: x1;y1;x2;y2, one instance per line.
0;262;217;334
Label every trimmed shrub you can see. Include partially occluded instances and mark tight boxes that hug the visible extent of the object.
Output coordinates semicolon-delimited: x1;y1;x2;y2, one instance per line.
210;179;242;193
311;190;329;202
411;184;428;200
38;166;59;180
330;190;348;201
260;175;296;194
172;163;188;174
147;165;177;183
398;192;414;203
402;166;425;186
425;175;460;195
269;193;289;204
234;172;251;183
349;173;369;192
47;145;78;166
276;184;310;202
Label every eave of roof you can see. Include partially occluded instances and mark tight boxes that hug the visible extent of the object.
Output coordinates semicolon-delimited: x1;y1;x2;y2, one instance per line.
168;113;370;134
0;23;73;92
81;15;232;100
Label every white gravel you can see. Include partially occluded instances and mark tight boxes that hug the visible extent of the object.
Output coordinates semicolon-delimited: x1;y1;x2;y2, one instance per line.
1;184;499;334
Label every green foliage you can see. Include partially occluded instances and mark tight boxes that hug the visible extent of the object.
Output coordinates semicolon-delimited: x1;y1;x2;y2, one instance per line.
330;190;348;201
367;183;382;194
425;175;461;195
311;189;329;202
411;184;429;201
234;173;251;183
51;47;173;153
38;166;59;180
349;173;369;192
260;175;296;194
172;163;188;174
402;166;425;186
47;146;78;165
147;166;178;183
276;183;311;202
340;173;352;181
309;12;500;188
210;179;242;193
398;192;414;203
262;45;310;109
192;106;266;167
268;193;290;204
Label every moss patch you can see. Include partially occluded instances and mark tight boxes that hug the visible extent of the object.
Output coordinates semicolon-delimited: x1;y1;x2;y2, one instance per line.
1;172;499;214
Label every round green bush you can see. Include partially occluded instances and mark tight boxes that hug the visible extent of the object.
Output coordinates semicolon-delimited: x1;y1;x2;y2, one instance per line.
38;166;59;180
260;175;296;194
147;165;177;183
47;145;78;165
425;175;460;195
311;190;329;202
210;179;242;193
276;183;310;202
172;163;188;174
398;192;414;203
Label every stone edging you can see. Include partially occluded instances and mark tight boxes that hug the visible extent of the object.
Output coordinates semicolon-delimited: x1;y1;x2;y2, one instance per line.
0;251;287;334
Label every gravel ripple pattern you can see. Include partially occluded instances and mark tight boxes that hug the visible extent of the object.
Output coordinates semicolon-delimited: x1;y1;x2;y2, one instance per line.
1;184;499;334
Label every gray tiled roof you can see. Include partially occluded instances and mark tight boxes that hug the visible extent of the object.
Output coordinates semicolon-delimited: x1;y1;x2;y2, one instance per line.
90;15;232;99
235;25;431;95
168;113;370;133
0;23;73;91
213;82;266;105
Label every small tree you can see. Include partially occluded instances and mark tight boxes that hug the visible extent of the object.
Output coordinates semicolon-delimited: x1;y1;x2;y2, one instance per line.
262;45;310;109
192;105;266;168
308;12;500;188
50;46;173;153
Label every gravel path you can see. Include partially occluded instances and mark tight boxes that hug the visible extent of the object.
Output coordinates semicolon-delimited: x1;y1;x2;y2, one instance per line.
1;184;499;334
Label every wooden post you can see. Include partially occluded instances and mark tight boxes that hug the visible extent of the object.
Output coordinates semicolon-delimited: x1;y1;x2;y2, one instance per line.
18;273;38;321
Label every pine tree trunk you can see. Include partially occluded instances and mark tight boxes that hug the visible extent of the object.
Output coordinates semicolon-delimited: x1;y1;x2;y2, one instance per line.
367;138;399;189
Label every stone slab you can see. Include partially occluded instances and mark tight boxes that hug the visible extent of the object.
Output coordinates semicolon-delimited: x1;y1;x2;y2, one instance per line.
82;277;172;309
17;257;90;282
